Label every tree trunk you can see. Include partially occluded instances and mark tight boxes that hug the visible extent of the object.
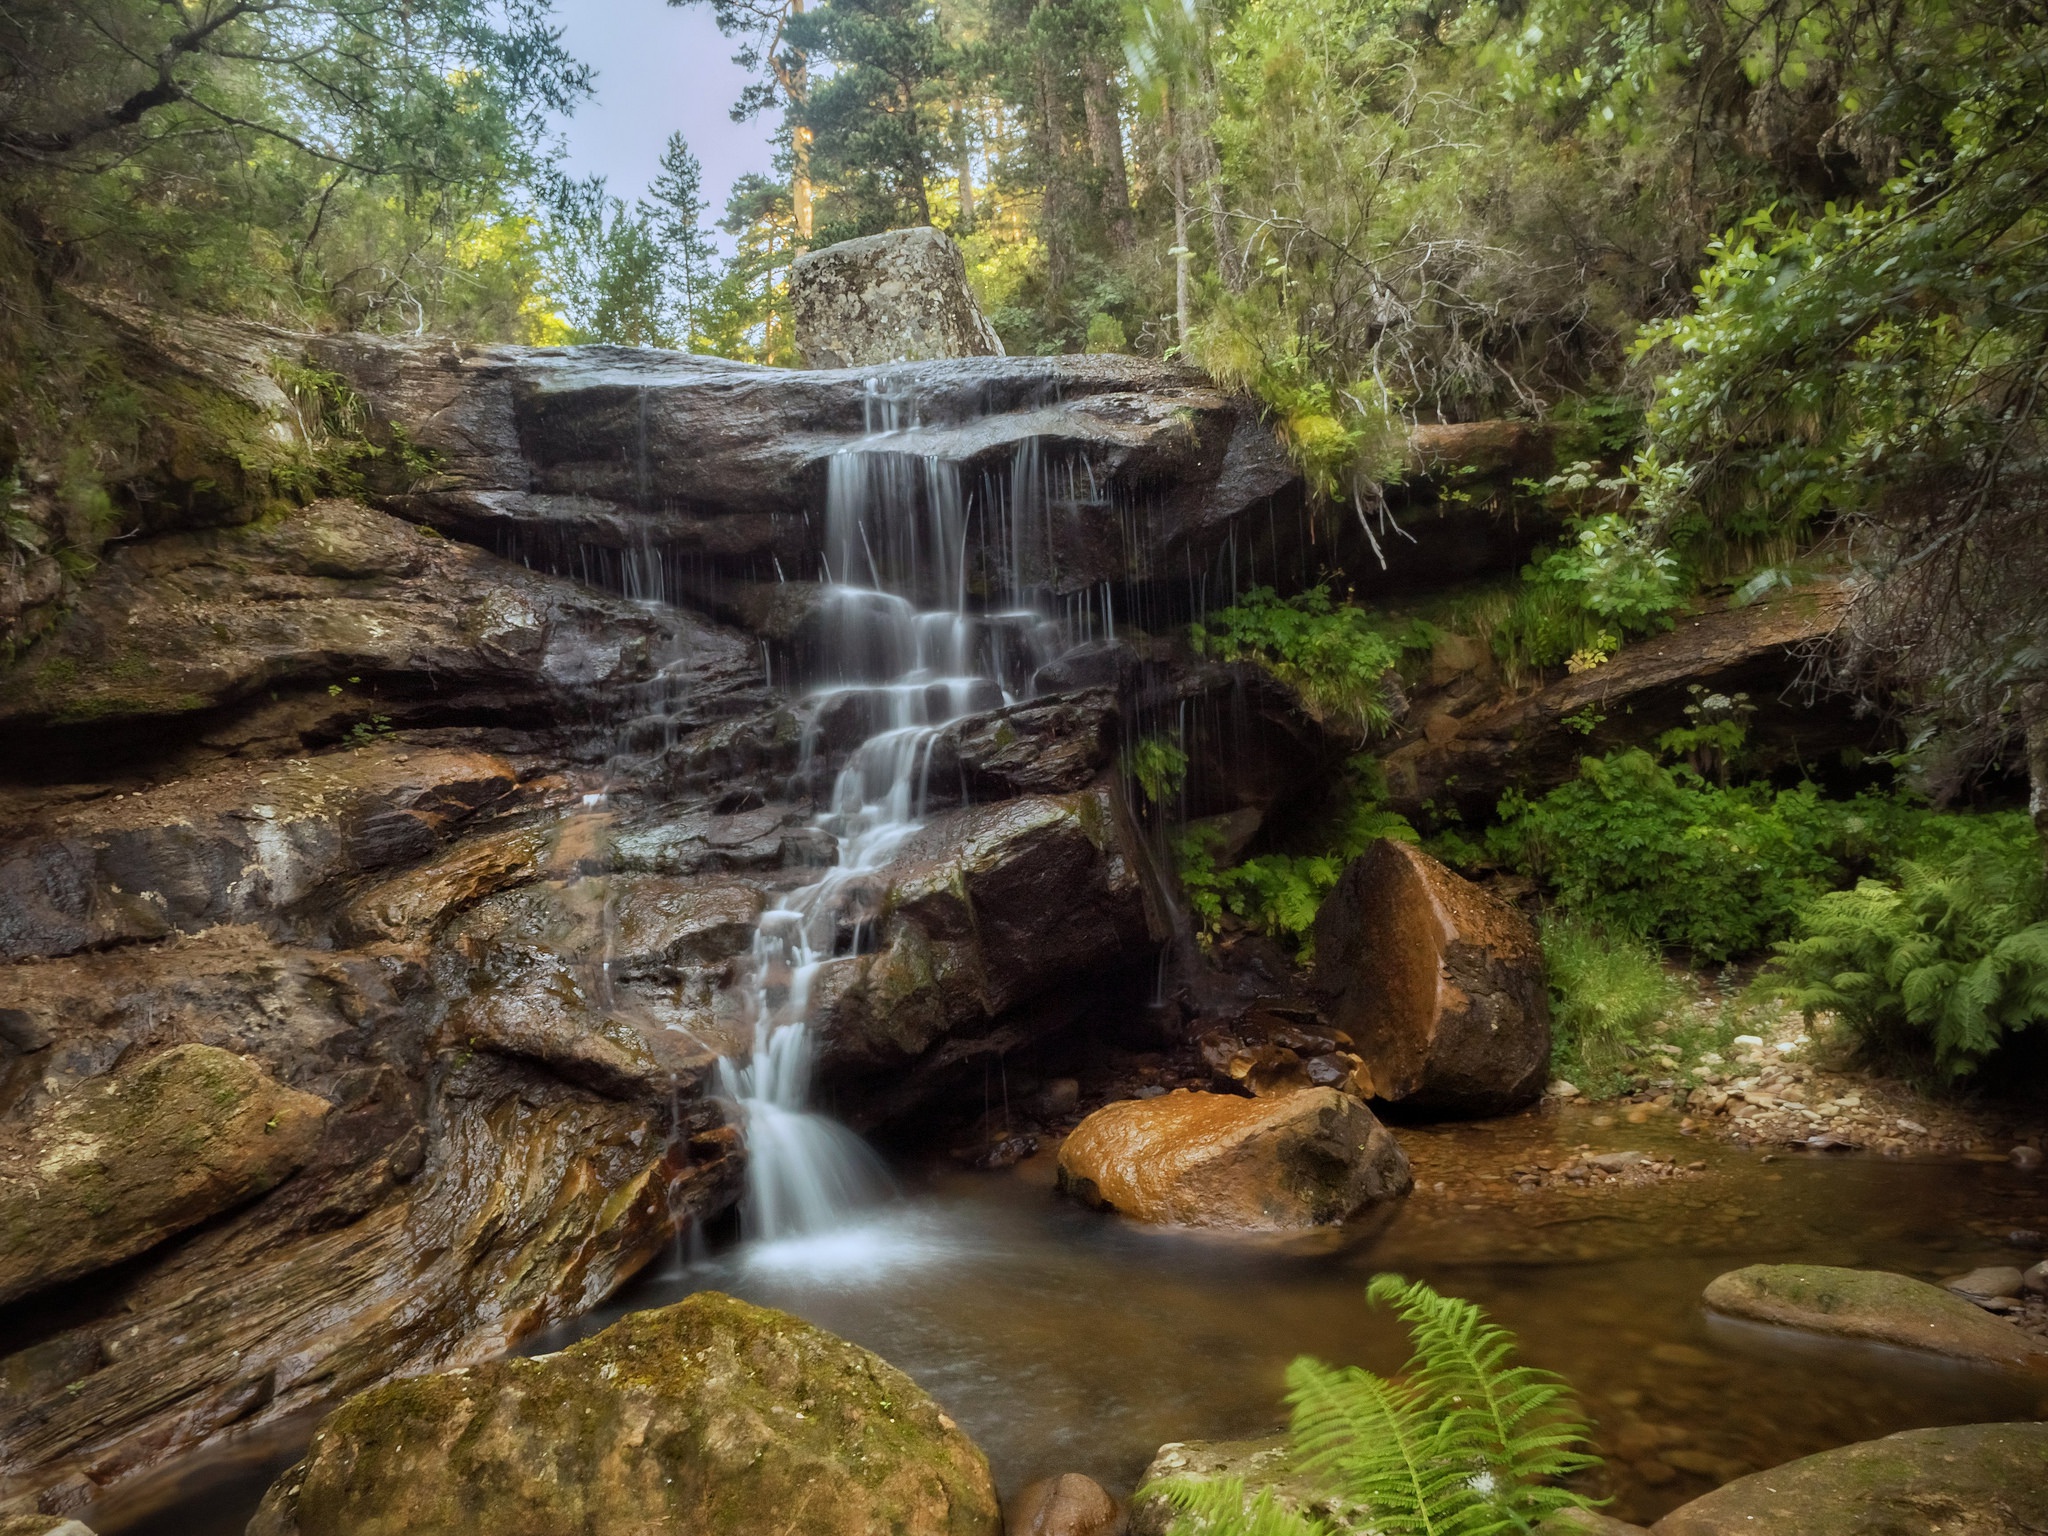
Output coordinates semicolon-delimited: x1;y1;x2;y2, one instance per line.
2024;683;2048;858
1081;56;1133;247
1168;96;1189;345
953;104;976;232
787;0;814;245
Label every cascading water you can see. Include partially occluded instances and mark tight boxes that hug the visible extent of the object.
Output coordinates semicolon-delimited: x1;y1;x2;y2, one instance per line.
716;376;1073;1247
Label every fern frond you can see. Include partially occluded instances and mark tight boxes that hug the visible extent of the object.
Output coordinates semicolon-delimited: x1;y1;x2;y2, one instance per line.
1365;1274;1600;1509
1141;1475;1330;1536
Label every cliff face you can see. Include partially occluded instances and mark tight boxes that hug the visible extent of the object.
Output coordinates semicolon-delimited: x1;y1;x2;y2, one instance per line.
0;315;1322;1521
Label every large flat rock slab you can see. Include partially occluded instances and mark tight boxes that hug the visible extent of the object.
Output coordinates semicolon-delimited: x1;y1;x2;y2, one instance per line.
1651;1422;2048;1536
1703;1264;2048;1370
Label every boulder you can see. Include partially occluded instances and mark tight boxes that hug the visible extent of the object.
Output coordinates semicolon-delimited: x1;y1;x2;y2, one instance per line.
0;1043;328;1304
1056;1087;1411;1230
1130;1436;1350;1536
1538;1513;1650;1535
1006;1473;1126;1536
1311;839;1549;1115
1649;1422;2048;1536
789;227;1005;369
1947;1266;2026;1299
248;1291;1000;1536
1702;1265;2048;1370
0;1520;95;1536
809;787;1165;1092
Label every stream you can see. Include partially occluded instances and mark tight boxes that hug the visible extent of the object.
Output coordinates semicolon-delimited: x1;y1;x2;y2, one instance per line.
103;1104;2048;1533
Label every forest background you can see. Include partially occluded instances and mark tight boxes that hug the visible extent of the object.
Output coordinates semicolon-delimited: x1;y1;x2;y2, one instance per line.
2;0;2045;1080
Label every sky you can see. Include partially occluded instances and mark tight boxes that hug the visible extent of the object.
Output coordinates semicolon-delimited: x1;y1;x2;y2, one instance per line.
549;0;779;230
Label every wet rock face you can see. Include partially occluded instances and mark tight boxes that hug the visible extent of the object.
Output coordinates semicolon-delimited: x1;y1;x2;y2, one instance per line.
1312;839;1550;1116
0;498;759;764
0;1044;328;1305
249;1291;1001;1536
307;336;1298;607
790;227;1005;369
1056;1086;1412;1230
1649;1422;2048;1536
1701;1264;2048;1369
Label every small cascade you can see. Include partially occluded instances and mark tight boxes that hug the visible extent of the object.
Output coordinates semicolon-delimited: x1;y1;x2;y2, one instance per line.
717;376;1070;1245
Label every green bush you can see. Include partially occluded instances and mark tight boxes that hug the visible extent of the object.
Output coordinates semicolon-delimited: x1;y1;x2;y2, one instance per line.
1767;828;2048;1077
1144;1275;1598;1536
1542;917;1687;1095
1489;750;1859;960
1192;585;1426;740
1175;757;1416;956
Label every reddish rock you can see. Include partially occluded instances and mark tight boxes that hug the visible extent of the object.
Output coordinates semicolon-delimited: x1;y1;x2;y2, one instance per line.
1056;1087;1411;1230
1312;839;1549;1115
1006;1473;1127;1536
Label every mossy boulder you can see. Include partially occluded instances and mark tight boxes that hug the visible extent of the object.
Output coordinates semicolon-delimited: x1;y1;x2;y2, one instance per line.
1650;1422;2048;1535
1702;1264;2048;1369
0;1043;328;1304
247;1291;1001;1536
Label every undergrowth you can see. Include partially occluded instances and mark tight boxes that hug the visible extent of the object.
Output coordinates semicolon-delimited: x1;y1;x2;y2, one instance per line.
1144;1275;1598;1536
1540;917;1688;1096
1192;585;1435;740
1763;833;2048;1077
1174;756;1416;957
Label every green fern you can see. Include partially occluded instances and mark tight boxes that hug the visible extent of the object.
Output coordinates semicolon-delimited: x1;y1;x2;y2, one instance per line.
1144;1277;1599;1536
1766;833;2048;1074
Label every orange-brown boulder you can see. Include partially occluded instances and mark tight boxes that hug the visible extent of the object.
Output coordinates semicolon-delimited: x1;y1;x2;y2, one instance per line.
1312;839;1549;1115
1006;1473;1128;1536
1056;1087;1410;1230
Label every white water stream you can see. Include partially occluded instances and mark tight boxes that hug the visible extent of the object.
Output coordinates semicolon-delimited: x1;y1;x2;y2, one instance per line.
715;378;1079;1246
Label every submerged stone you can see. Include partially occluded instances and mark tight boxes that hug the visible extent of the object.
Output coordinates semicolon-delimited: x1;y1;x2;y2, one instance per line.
1056;1087;1411;1231
0;1043;328;1305
1650;1422;2048;1535
1702;1264;2048;1369
248;1290;1000;1536
1312;839;1550;1115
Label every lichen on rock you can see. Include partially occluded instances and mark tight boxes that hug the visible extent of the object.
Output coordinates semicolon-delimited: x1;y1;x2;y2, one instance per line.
249;1290;1001;1536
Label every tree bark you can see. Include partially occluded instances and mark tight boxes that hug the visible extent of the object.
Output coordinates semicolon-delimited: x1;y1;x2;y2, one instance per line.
953;104;975;232
2024;683;2048;859
1081;56;1133;247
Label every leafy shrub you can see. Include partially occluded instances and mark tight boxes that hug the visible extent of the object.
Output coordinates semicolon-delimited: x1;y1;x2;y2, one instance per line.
1127;735;1189;807
1175;757;1416;955
1192;585;1423;740
1144;1275;1598;1536
1489;750;1853;960
1767;828;2048;1076
1542;917;1686;1095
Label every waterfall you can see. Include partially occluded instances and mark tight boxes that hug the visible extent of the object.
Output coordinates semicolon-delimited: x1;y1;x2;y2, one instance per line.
716;375;1068;1244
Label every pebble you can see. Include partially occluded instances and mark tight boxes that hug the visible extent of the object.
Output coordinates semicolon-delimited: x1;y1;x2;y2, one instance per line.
2014;1144;2045;1172
2024;1261;2048;1297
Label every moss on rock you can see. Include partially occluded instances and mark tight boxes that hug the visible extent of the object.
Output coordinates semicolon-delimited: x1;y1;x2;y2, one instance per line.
250;1291;1000;1536
0;1043;329;1304
1702;1264;2048;1369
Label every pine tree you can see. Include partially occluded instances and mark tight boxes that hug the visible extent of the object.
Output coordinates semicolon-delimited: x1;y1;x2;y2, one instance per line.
646;133;721;349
